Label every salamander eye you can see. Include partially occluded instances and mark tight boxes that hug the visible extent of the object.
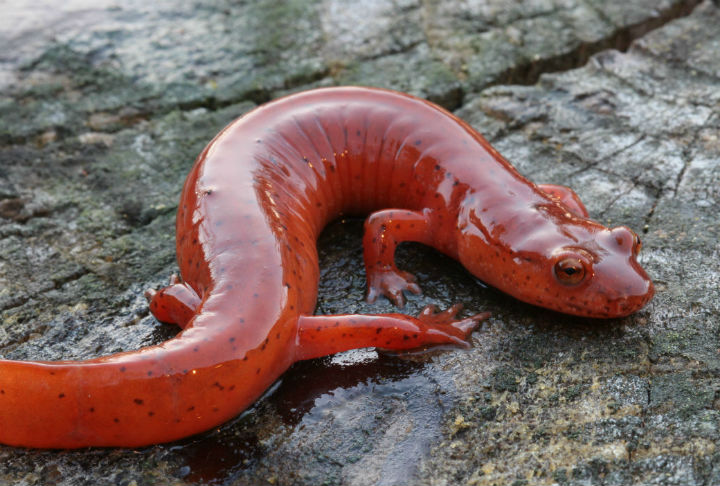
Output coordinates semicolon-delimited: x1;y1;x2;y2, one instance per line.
554;258;586;285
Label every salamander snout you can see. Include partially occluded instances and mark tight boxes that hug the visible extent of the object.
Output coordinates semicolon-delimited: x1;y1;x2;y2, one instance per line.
589;226;654;317
609;226;642;256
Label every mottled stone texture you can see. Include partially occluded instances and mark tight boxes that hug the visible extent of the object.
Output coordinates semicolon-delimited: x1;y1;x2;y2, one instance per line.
0;0;718;485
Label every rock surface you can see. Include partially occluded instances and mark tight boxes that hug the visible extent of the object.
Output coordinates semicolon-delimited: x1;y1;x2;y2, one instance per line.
0;0;718;485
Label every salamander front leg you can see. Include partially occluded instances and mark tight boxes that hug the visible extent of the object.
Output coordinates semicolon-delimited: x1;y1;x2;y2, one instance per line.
363;209;434;307
537;184;589;218
295;305;490;361
145;274;201;329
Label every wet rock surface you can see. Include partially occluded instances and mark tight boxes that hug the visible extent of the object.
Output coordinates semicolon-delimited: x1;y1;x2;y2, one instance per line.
0;0;718;485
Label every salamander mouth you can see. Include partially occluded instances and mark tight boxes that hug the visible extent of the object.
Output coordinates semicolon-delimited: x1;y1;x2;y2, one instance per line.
549;278;654;318
587;281;655;318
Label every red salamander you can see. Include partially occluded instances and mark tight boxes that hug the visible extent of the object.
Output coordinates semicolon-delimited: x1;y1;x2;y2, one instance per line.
0;87;653;448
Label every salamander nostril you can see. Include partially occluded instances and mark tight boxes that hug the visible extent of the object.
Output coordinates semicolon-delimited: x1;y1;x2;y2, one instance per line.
610;226;641;255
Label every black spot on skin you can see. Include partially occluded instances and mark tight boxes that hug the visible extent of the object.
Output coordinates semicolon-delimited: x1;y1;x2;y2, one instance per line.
58;393;65;399
403;335;409;341
187;406;195;411
134;398;144;405
193;347;199;352
114;418;120;423
376;328;382;334
229;337;236;343
229;385;236;391
147;371;153;376
434;164;441;171
0;390;4;394
316;326;322;331
89;407;95;413
213;382;225;391
414;139;422;145
148;411;155;417
413;334;418;338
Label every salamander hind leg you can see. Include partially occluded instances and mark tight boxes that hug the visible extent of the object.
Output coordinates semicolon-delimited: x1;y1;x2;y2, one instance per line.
294;307;489;361
363;209;434;307
145;274;201;329
537;183;589;218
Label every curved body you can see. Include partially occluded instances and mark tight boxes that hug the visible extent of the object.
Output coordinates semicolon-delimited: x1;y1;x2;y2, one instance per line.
0;87;653;448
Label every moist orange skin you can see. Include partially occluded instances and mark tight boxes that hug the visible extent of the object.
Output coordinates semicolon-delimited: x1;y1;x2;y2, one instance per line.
0;87;653;448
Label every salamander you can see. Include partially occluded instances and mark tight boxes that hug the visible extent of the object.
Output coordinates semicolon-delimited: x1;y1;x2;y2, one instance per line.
0;87;654;448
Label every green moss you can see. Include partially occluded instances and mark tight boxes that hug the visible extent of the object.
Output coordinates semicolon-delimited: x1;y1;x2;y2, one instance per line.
491;365;521;392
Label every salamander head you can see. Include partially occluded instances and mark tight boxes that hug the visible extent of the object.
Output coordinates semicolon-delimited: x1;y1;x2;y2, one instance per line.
458;211;654;318
537;226;654;317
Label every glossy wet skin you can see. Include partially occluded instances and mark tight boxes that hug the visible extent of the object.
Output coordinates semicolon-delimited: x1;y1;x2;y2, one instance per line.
446;132;653;318
0;87;653;449
457;196;653;317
